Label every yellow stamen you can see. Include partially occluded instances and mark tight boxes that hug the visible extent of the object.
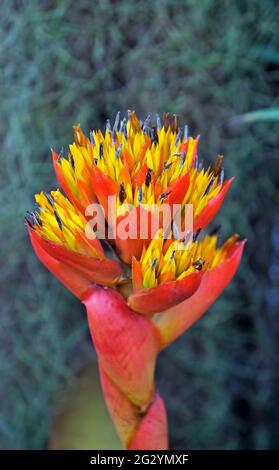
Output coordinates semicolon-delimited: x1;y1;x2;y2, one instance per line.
32;190;102;258
138;231;237;288
55;112;223;218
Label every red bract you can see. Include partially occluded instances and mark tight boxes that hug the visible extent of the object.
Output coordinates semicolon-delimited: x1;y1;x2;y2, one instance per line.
128;271;202;315
28;226;123;298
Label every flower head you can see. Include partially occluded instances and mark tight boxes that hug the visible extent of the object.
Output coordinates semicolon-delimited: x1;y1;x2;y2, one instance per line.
26;111;245;450
27;112;238;305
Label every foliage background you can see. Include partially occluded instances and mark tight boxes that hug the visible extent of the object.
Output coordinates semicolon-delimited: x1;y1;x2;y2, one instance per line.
0;0;278;449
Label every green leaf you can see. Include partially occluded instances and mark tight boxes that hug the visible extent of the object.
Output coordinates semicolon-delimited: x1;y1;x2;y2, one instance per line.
230;108;279;125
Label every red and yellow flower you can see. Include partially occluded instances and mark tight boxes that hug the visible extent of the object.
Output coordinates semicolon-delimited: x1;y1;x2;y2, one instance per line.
26;111;245;450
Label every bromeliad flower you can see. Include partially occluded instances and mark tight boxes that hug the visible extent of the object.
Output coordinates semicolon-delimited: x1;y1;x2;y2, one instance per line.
26;111;245;450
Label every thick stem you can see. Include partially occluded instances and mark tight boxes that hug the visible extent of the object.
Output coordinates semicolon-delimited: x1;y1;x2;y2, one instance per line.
83;285;168;450
100;368;168;450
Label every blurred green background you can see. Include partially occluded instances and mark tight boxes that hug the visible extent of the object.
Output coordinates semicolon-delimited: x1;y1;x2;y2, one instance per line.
0;0;279;450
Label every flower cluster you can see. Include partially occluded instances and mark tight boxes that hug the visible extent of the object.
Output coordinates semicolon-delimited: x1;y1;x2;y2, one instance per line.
26;111;244;449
